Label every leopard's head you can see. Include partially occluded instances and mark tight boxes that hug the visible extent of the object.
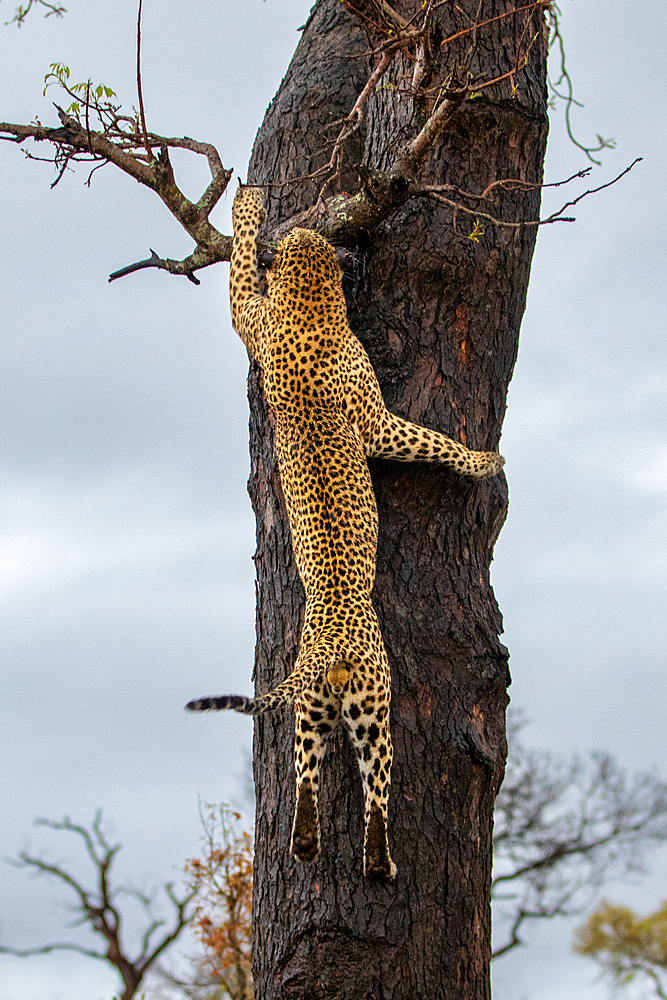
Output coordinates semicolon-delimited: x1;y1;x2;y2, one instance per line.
267;228;344;305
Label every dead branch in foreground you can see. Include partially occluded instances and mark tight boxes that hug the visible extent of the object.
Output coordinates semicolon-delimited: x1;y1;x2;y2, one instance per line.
0;0;637;280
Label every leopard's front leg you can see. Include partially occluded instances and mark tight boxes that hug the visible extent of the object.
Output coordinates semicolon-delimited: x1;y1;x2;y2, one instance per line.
229;185;269;362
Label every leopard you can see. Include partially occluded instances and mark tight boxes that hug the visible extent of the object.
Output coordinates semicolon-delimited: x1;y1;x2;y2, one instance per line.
187;185;504;880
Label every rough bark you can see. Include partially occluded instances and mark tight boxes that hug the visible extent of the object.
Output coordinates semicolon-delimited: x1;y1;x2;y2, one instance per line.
245;2;548;998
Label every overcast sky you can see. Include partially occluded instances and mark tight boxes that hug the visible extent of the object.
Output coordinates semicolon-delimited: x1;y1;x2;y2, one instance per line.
1;2;665;999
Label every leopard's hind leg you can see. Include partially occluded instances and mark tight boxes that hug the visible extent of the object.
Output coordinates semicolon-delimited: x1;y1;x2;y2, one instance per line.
342;685;396;880
291;688;341;864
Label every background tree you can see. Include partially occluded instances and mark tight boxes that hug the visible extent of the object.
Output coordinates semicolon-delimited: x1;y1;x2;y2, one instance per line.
0;813;196;1000
492;714;667;958
575;900;667;999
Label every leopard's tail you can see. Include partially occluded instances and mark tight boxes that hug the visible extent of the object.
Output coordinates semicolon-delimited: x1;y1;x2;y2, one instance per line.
186;693;264;714
186;641;335;716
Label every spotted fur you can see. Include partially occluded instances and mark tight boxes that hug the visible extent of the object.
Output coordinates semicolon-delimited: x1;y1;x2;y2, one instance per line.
187;186;504;880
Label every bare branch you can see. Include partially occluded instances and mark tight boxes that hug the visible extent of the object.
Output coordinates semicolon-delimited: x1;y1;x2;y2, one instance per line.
36;810;118;865
491;908;529;959
108;245;230;284
0;941;105;960
340;0;404;35
139;915;166;961
438;1;550;52
5;850;95;912
345;50;396;134
539;157;642;220
391;90;466;177
376;0;409;31
314;48;397;200
420;159;642;231
150;135;235;216
141;882;197;972
0;114;233;276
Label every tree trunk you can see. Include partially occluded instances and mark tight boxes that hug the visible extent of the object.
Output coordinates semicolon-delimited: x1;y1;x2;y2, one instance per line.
245;2;548;997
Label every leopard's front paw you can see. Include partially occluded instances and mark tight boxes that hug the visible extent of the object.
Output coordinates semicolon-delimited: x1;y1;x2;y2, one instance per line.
232;184;265;229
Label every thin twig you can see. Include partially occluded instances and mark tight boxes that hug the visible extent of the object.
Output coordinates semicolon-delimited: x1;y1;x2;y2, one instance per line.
5;0;66;26
439;1;549;51
422;159;641;230
423;167;591;203
84;81;93;152
136;0;153;161
546;4;615;165
541;158;642;220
